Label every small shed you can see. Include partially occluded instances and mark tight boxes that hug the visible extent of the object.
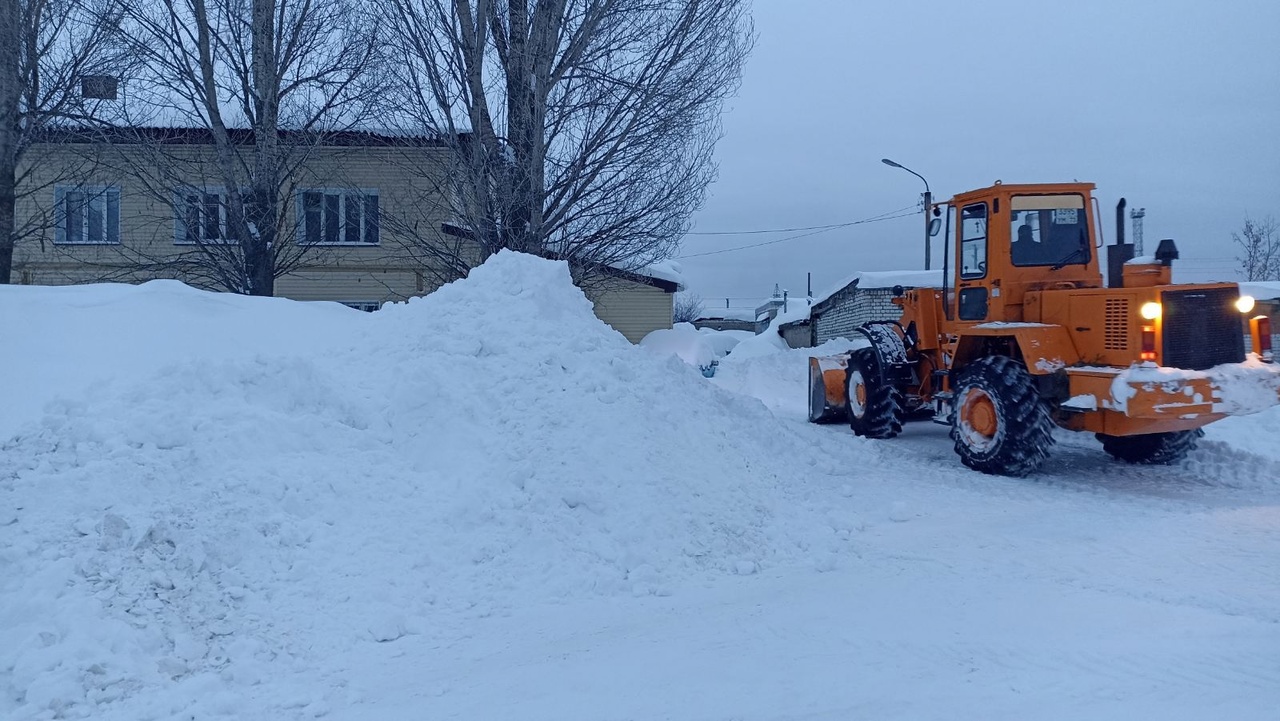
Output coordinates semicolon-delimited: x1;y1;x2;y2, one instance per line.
584;261;684;343
1239;281;1280;349
777;269;943;348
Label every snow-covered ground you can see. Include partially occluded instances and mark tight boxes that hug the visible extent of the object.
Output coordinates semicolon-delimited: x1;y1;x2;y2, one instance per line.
2;252;1278;720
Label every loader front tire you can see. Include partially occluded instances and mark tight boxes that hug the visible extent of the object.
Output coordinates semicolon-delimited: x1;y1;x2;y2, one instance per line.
1096;429;1203;465
846;347;903;439
950;356;1055;477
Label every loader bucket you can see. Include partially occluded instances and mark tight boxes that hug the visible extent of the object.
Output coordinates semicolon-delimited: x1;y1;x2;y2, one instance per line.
808;355;850;424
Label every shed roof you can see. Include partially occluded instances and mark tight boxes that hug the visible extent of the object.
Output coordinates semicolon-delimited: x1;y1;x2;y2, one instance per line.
1239;281;1280;301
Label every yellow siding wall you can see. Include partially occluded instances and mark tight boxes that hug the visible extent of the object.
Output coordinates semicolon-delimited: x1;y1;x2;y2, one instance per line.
12;139;674;339
10;142;463;295
274;268;423;304
587;280;674;343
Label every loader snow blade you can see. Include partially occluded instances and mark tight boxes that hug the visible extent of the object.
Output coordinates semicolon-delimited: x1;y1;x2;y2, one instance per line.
808;355;850;424
1062;358;1280;435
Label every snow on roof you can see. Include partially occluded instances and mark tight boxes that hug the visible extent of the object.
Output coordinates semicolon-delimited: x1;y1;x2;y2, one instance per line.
606;258;686;291
635;259;686;290
771;268;944;326
1239;280;1280;300
812;269;944;307
696;307;756;322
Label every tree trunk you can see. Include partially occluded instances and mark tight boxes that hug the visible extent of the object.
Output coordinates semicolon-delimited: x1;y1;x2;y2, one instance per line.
0;0;20;284
248;0;278;296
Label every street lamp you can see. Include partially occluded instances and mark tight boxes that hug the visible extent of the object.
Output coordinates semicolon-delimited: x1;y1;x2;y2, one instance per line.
881;158;932;270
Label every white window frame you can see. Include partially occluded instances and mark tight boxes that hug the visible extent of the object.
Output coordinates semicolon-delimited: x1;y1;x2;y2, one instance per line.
297;188;380;246
54;184;121;245
174;187;235;245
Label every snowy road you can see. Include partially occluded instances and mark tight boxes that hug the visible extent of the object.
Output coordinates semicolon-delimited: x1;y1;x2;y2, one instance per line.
3;256;1278;720
349;418;1280;721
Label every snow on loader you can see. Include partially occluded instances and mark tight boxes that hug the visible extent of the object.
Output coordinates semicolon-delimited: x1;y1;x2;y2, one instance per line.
808;181;1280;476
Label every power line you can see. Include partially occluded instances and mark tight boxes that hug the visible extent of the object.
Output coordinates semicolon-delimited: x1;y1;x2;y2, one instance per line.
684;204;920;236
679;207;921;259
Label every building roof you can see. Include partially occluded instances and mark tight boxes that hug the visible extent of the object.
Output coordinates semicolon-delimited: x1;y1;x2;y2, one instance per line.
695;308;756;322
811;269;944;307
1239;280;1280;301
629;259;685;291
774;268;944;330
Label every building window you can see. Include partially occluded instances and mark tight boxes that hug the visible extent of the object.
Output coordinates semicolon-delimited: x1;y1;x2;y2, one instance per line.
174;189;232;244
299;190;379;245
343;301;381;312
54;185;120;244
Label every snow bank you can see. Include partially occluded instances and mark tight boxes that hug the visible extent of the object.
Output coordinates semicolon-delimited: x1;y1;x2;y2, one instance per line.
713;337;866;417
639;322;717;369
0;252;859;720
700;328;754;358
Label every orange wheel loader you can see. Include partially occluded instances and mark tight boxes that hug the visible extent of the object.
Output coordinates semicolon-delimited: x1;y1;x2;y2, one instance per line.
808;181;1280;476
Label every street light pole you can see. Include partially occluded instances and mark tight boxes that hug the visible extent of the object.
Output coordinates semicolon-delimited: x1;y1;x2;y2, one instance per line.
882;158;932;271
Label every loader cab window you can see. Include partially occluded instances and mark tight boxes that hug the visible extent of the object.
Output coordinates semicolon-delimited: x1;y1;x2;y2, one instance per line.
960;203;987;279
1010;194;1090;268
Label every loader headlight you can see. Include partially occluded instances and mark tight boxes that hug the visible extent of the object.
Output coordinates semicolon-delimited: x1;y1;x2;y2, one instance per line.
1139;301;1162;320
1236;295;1256;313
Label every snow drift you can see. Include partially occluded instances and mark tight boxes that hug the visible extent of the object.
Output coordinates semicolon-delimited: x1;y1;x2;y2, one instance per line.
0;252;858;719
3;251;1279;720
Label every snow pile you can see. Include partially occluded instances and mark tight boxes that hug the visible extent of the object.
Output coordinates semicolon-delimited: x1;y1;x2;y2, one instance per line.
1206;405;1280;460
713;338;866;417
699;328;754;358
1102;357;1280;416
0;252;862;720
641;324;753;370
639;322;717;369
0;280;365;441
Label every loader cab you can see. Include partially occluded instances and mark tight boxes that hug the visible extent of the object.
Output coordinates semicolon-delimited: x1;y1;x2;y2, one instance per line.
943;182;1104;323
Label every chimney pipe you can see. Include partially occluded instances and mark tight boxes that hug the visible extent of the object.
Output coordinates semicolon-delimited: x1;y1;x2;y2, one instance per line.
1107;198;1135;288
1115;198;1126;246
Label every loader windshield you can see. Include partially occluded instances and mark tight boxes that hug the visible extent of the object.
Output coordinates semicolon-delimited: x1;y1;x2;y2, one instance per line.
1010;194;1090;268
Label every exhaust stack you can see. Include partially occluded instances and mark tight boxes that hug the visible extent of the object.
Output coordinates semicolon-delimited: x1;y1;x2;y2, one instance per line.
1106;197;1136;288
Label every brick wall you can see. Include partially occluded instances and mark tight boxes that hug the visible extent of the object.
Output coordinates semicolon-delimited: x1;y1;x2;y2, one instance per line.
813;288;904;345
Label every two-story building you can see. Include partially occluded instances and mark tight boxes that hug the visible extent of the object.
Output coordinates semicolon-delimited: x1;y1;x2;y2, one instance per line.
11;127;678;342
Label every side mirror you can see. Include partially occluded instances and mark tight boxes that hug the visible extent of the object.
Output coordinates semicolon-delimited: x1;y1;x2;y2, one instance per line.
928;218;942;237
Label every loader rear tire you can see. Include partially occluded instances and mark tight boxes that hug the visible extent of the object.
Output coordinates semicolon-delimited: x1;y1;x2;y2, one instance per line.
1096;429;1203;465
950;356;1055;477
846;347;903;439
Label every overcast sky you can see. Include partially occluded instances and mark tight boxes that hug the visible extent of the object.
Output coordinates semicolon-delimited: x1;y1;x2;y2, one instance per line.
677;0;1280;312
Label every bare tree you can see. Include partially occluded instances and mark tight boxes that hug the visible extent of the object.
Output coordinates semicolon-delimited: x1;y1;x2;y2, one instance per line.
1234;215;1279;282
117;0;381;295
0;0;129;284
672;291;703;324
379;0;753;282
